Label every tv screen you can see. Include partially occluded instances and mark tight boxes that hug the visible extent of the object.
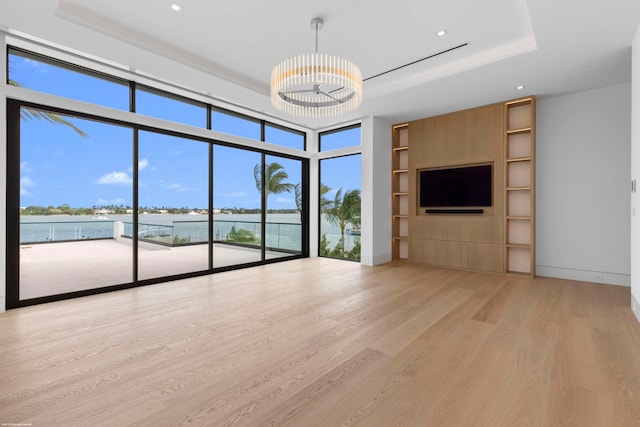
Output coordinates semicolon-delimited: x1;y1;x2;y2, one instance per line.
419;164;492;207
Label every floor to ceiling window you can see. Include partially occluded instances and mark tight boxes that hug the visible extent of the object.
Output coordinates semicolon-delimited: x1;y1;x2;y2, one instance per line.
212;145;263;268
137;131;210;280
15;107;133;299
264;155;304;259
6;46;309;308
318;125;362;261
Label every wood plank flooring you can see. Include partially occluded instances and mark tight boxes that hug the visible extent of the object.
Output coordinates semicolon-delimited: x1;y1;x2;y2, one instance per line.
1;258;640;426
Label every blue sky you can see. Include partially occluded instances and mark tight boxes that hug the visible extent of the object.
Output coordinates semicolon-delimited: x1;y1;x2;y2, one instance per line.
13;52;361;210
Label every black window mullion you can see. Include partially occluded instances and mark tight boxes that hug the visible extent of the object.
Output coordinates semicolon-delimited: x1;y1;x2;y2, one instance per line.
6;100;21;308
129;81;136;113
207;105;213;271
261;154;267;261
132;128;139;282
302;159;310;257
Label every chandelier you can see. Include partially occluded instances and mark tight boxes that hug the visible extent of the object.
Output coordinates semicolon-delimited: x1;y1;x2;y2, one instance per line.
270;17;363;118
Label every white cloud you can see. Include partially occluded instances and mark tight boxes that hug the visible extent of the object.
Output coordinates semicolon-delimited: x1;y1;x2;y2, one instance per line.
219;192;248;197
138;158;149;170
96;198;109;205
20;162;32;172
23;58;48;72
275;196;294;204
111;198;127;205
96;171;132;185
166;183;193;192
20;177;35;196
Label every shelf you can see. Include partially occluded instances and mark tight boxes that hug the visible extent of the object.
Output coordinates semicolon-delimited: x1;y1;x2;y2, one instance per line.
505;97;534;107
392;146;409;152
506;127;532;135
392;124;410;261
506;243;531;249
504;96;535;278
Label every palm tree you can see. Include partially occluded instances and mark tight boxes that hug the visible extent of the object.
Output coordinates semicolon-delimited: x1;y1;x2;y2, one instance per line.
320;183;332;212
253;162;294;202
294;183;302;221
324;188;361;257
9;79;88;137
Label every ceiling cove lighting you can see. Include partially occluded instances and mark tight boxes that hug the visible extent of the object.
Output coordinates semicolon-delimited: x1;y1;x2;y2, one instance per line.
271;17;363;118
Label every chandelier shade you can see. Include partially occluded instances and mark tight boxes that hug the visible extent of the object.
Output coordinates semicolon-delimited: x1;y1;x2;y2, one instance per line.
270;18;363;118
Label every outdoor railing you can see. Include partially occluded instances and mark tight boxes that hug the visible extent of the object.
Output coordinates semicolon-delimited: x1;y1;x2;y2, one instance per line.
20;220;114;244
20;219;303;253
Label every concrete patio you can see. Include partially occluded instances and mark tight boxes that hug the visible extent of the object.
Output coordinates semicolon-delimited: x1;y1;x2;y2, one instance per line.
18;239;296;300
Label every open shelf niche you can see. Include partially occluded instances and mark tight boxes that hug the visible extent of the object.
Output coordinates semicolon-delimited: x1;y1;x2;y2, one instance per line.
504;97;535;277
392;124;409;260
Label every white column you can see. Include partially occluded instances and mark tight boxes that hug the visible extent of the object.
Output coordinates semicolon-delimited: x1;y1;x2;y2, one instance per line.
360;116;392;266
631;21;640;321
308;129;320;257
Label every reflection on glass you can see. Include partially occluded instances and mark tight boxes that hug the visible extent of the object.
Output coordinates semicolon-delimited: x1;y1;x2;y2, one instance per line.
9;49;129;111
136;86;207;128
264;125;305;151
211;108;261;140
319;125;361;151
320;154;362;261
265;155;303;259
213;145;262;268
137;131;209;279
19;108;133;299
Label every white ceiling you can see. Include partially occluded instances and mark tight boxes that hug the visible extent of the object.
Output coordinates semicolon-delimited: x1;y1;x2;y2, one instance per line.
1;0;640;130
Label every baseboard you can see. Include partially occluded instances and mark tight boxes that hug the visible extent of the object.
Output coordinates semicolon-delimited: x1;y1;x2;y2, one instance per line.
536;265;630;287
361;253;392;266
632;294;640;323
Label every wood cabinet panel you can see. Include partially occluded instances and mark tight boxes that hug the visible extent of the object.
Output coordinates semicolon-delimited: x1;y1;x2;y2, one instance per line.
468;243;504;272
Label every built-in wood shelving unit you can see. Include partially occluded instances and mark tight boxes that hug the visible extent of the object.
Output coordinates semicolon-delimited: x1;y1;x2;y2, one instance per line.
504;97;535;277
392;124;410;260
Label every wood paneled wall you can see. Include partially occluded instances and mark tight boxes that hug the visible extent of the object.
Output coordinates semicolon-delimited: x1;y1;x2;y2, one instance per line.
408;102;505;273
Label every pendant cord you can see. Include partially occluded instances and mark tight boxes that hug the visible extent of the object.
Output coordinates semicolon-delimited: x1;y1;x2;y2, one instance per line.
315;22;319;53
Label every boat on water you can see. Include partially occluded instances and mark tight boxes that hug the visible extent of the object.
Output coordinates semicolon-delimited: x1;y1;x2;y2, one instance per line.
92;209;109;220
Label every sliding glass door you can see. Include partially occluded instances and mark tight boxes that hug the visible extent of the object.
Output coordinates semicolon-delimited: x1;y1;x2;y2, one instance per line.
212;145;263;268
264;155;303;259
137;131;209;280
16;107;133;299
7;101;308;308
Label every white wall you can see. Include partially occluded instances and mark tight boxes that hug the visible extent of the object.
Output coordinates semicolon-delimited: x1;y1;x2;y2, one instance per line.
631;22;640;318
537;83;631;286
361;116;392;266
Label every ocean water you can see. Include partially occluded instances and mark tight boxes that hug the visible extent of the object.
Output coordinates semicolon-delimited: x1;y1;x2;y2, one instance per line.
19;213;359;251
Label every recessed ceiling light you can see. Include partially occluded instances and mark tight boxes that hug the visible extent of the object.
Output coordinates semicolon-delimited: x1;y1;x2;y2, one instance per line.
169;2;183;12
436;29;448;37
516;85;525;90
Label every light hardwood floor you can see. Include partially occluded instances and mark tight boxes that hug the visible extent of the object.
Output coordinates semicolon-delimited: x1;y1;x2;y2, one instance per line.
1;258;640;426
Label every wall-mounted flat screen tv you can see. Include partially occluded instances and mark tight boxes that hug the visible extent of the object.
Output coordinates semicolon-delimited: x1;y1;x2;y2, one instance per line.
419;164;492;207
